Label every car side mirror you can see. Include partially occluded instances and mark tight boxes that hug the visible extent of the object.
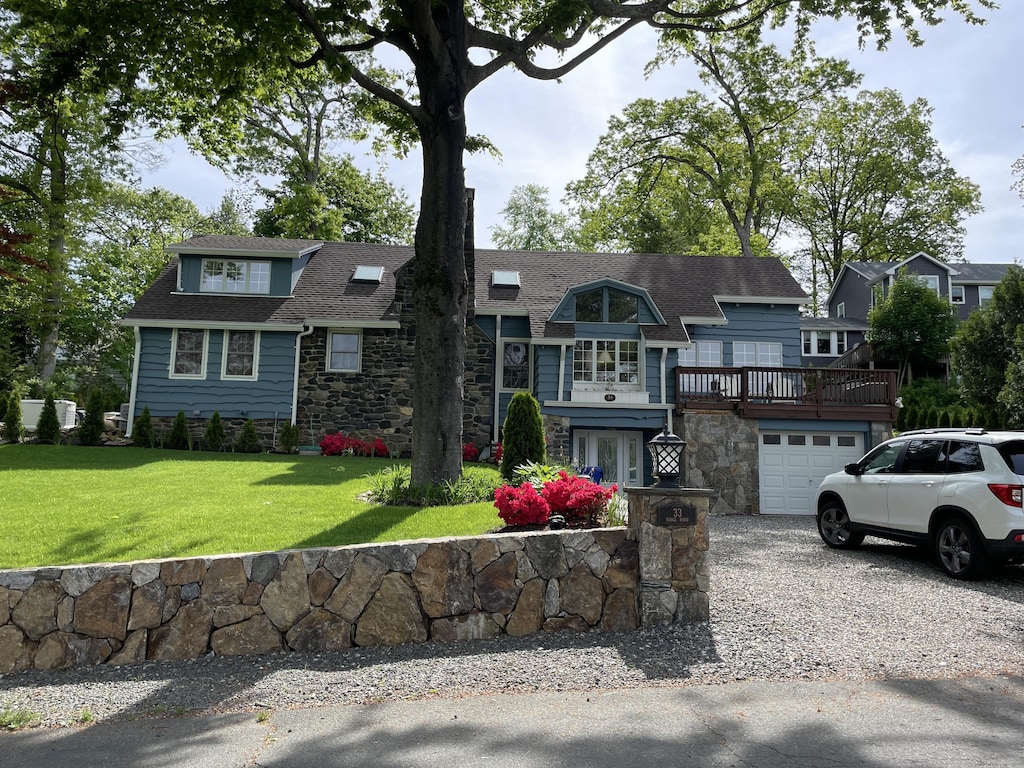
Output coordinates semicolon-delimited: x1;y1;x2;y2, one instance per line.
844;462;863;476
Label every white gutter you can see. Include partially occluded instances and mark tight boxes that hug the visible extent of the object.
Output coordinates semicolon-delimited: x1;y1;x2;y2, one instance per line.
660;347;668;405
292;325;316;426
557;343;567;402
125;327;142;437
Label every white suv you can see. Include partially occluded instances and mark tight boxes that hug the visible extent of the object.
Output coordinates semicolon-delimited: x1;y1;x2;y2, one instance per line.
815;428;1024;579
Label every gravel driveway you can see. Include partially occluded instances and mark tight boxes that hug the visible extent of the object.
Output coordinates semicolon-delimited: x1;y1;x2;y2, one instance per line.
3;515;1023;728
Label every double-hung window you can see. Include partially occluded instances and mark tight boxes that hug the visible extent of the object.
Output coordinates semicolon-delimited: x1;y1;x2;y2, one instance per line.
171;329;207;378
222;330;259;379
733;341;782;367
678;341;723;368
573;340;640;386
201;259;271;294
328;331;361;372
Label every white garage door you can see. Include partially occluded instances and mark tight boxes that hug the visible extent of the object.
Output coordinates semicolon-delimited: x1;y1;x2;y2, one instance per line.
759;431;864;515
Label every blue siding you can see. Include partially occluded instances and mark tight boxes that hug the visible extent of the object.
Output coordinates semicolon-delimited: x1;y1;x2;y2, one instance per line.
534;344;563;402
134;328;296;420
689;304;802;367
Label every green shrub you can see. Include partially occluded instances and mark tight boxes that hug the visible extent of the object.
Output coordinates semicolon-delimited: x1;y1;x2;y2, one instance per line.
365;464;501;507
167;410;191;450
205;411;226;451
77;390;106;446
235;419;262;453
278;421;299;453
499;391;546;480
35;393;61;443
2;390;23;444
132;406;154;447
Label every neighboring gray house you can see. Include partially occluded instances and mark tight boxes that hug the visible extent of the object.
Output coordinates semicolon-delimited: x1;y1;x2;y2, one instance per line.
800;252;1013;367
123;227;900;516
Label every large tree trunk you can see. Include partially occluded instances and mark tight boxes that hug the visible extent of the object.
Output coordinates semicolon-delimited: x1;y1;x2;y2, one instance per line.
37;112;68;382
408;4;470;486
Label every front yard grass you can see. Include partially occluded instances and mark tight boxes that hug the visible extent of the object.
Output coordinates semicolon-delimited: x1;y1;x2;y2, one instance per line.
0;445;502;570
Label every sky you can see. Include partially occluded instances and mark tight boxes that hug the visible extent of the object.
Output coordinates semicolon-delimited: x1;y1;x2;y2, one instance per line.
139;4;1024;264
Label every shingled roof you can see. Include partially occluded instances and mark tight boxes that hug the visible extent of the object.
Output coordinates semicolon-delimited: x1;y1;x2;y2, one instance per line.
124;238;808;342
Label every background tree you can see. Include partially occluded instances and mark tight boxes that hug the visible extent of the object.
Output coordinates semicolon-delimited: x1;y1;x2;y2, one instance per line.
950;264;1024;412
570;36;857;259
787;88;982;309
491;185;572;251
15;0;994;485
253;155;414;243
867;272;958;388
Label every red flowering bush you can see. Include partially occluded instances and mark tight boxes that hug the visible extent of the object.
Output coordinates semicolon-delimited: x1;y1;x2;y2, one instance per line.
463;443;480;462
541;471;618;526
494;470;617;528
319;433;390;458
494;482;550;526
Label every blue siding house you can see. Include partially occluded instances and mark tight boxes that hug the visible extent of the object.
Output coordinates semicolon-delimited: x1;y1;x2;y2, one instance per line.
124;227;899;514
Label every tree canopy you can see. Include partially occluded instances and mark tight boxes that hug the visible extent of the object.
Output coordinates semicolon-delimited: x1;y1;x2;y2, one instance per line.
867;271;958;388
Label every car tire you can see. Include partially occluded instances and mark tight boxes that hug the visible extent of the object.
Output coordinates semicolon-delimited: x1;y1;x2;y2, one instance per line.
934;518;988;580
817;501;864;549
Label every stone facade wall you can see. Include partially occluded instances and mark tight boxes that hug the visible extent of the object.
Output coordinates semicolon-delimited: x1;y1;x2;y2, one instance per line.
0;529;639;673
543;414;571;462
146;416;281;451
681;411;759;515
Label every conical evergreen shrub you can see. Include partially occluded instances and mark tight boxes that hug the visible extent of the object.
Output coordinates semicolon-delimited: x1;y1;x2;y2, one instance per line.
77;390;106;446
499;391;546;480
2;390;23;444
205;411;226;451
167;410;191;450
132;406;154;447
235;419;262;453
35;393;61;443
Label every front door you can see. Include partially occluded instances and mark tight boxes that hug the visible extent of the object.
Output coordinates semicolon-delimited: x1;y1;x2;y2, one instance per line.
573;430;643;488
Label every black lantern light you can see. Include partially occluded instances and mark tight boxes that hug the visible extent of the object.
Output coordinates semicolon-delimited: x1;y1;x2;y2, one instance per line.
648;423;686;488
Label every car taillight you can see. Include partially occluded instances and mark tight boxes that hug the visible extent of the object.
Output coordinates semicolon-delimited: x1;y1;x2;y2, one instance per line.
988;484;1023;507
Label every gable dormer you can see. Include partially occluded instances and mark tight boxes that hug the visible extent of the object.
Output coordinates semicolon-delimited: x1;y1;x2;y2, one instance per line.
167;235;324;297
549;278;665;326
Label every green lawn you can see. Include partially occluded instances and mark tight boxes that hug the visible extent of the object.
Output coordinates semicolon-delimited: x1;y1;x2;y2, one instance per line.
0;445;502;570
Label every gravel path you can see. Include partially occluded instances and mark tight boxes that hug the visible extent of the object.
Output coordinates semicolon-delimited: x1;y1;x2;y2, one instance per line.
3;515;1023;729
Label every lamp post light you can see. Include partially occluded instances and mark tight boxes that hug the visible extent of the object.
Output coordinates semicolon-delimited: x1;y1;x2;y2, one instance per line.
648;423;686;488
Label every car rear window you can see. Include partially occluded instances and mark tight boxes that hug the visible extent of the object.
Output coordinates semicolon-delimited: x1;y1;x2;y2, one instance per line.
942;441;984;473
997;440;1024;474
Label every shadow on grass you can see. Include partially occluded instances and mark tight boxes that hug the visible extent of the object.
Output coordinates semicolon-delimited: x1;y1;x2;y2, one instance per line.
253;456;396;487
289;503;421;549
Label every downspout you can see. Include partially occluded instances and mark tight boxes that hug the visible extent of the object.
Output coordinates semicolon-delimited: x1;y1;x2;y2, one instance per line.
558;343;566;402
125;326;142;437
292;324;315;428
661;347;672;431
492;315;502;445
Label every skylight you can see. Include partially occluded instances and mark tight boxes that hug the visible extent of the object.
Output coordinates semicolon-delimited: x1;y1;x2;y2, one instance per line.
491;270;520;288
351;265;384;284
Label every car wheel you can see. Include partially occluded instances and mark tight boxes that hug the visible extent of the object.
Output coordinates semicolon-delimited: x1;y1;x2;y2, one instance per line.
935;518;988;580
817;502;864;549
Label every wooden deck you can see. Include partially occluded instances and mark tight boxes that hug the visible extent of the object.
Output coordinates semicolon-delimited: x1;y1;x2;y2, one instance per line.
674;366;899;421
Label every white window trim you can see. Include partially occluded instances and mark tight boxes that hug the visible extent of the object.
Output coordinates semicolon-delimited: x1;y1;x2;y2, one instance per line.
572;338;643;391
499;339;532;392
950;285;965;304
327;330;362;373
733;341;783;367
836;302;846;318
678;340;723;367
220;330;260;381
978;286;994;307
200;258;272;295
169;328;209;380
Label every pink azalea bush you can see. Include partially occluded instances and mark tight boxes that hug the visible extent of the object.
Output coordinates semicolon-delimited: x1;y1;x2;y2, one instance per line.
463;443;480;462
494;470;618;528
319;433;390;458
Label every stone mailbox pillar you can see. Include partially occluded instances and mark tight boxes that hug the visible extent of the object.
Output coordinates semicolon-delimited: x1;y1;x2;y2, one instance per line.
626;486;713;625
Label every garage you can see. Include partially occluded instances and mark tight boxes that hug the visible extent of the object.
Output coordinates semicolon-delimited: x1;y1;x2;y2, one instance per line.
759;431;864;515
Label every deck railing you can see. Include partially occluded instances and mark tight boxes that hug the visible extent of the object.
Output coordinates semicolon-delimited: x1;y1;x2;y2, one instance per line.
674;366;899;421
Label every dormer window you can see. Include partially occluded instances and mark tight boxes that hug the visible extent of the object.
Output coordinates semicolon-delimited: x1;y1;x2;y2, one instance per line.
575;287;638;323
201;259;270;294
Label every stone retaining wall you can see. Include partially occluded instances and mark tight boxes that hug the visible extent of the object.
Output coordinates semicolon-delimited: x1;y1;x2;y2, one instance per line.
0;529;640;672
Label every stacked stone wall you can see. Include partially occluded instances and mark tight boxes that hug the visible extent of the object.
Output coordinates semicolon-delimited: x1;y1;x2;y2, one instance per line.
145;416;281;451
0;529;638;672
681;411;759;515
